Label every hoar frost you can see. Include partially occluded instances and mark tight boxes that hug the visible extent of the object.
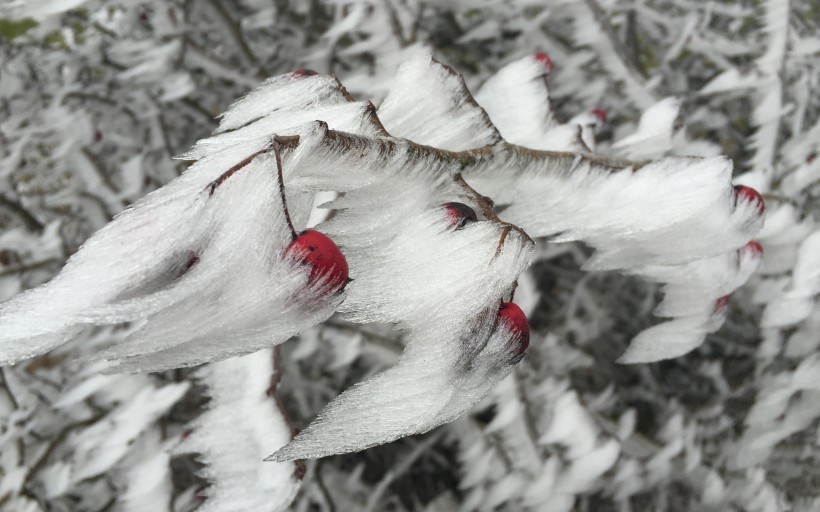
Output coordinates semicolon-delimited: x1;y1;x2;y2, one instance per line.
0;50;763;466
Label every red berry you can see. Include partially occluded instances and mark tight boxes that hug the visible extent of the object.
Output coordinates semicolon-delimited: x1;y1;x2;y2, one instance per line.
497;302;530;354
591;109;608;123
740;240;763;256
734;185;765;214
285;230;349;292
535;52;554;73
807;152;816;164
442;202;477;229
290;69;319;78
714;295;730;313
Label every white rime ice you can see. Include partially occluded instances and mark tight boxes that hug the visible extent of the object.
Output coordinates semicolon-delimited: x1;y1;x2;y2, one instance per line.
181;350;300;511
0;49;765;469
371;56;763;363
378;54;501;151
0;138;344;372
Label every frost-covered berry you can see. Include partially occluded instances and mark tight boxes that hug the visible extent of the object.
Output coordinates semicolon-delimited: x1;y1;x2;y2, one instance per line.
734;185;765;214
591;108;608;124
442;202;478;229
535;52;554;73
291;69;319;78
740;240;763;256
714;295;730;313
286;229;349;292
497;302;530;354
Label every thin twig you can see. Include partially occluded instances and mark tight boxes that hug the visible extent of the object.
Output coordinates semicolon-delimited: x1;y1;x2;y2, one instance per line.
0;258;59;277
363;430;445;512
322;319;404;353
273;140;298;241
0;369;20;410
453;173;534;253
81;148;122;197
314;461;337;512
208;0;267;77
267;346;306;479
0;194;44;231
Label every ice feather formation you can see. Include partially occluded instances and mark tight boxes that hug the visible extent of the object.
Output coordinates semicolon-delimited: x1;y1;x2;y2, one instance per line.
0;51;765;464
181;350;300;511
0;138;344;371
364;54;764;363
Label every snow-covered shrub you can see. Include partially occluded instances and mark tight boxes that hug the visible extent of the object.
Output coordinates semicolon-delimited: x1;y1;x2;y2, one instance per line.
0;1;818;511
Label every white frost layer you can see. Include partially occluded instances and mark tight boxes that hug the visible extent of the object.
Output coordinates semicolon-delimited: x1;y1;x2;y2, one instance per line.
477;154;762;269
270;307;530;461
474;55;559;149
0;146;342;371
378;53;500;151
214;73;353;134
181;350;300;512
328;205;533;328
271;147;534;458
70;381;189;483
762;230;820;328
613;97;681;159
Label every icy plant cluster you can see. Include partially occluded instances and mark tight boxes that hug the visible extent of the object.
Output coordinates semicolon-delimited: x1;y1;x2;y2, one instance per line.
0;1;818;511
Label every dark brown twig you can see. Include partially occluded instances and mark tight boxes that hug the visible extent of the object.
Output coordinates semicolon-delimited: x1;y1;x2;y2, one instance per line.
267;346;305;479
272;140;298;241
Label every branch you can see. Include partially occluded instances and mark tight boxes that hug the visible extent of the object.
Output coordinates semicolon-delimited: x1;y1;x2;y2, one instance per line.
0;194;44;231
208;0;267;78
267;346;306;480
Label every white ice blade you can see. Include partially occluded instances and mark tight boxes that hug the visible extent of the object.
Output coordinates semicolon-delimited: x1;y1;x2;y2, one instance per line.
378;53;501;151
474;54;557;149
269;313;526;461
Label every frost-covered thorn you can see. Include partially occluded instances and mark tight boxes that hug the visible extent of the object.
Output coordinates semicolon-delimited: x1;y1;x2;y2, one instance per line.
535;52;554;73
442;202;477;229
290;69;319;78
496;302;530;355
734;185;765;214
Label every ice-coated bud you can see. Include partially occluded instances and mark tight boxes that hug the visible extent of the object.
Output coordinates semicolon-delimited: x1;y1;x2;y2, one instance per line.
442;202;478;229
496;302;530;354
535;52;554;73
734;185;765;215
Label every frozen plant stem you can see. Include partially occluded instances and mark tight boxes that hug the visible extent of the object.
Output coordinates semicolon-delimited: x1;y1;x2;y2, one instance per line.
272;140;299;242
267;346;306;478
453;173;533;255
207;137;298;241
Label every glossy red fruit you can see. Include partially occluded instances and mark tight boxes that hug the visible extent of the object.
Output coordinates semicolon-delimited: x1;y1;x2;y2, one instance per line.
285;229;349;292
442;202;477;229
591;108;608;124
734;185;765;214
535;52;554;73
497;302;530;354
